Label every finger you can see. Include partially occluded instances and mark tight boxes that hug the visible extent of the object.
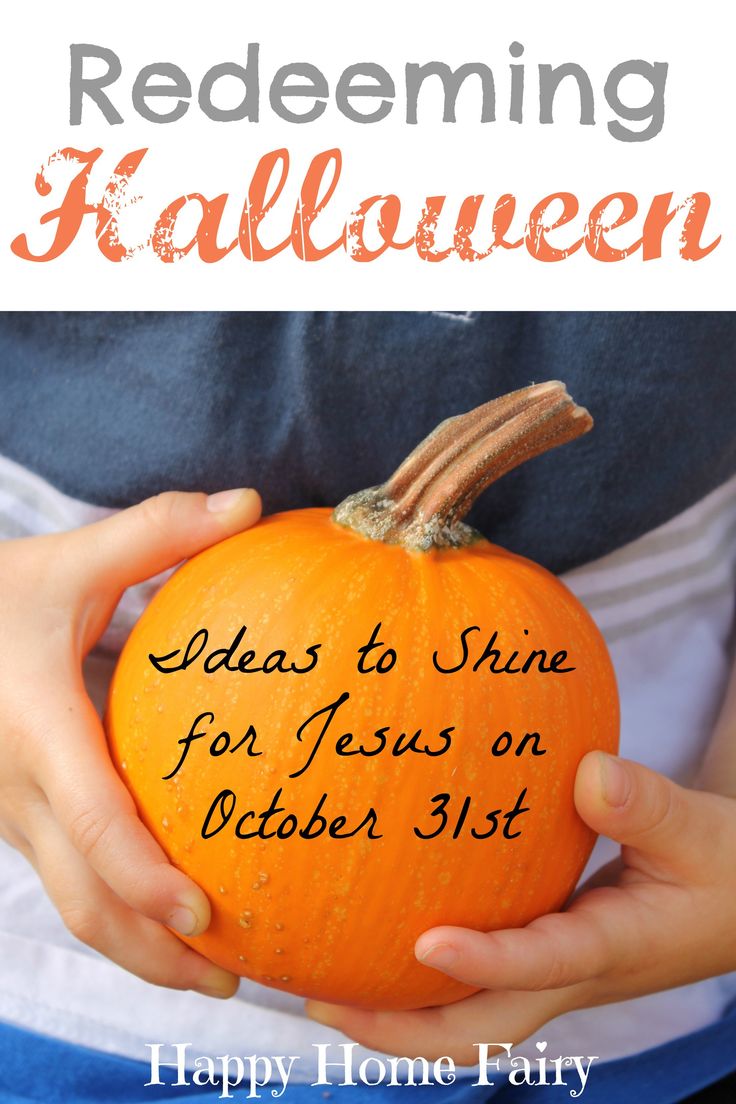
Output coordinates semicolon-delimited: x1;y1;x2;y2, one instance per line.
574;752;715;877
306;987;571;1065
68;487;262;591
414;908;615;992
42;693;211;937
26;804;238;997
306;1004;456;1063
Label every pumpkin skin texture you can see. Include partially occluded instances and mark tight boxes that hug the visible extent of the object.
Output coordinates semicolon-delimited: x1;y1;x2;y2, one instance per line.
106;504;619;1011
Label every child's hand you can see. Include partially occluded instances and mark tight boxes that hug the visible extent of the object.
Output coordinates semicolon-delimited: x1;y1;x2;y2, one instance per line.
0;488;261;998
307;753;736;1061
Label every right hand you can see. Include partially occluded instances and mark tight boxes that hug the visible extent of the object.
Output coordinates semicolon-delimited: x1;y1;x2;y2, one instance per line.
0;487;261;998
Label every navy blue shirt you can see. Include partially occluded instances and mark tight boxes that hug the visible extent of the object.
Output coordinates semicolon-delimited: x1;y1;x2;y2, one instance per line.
1;311;734;573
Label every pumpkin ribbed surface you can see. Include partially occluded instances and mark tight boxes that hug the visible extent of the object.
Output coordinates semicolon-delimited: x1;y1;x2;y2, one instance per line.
107;502;618;1009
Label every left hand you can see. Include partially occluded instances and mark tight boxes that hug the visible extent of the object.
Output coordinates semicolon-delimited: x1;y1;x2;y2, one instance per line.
306;752;736;1062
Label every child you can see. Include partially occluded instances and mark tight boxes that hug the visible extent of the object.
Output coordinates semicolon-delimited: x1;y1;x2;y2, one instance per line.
0;310;735;1102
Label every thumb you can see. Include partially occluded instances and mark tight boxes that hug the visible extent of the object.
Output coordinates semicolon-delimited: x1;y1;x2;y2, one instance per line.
72;488;262;590
574;752;708;877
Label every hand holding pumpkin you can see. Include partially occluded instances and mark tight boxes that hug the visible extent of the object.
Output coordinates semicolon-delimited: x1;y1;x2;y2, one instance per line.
306;752;736;1063
6;384;734;1066
0;486;261;997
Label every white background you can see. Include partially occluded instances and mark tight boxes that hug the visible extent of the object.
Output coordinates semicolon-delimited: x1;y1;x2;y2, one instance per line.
0;0;732;309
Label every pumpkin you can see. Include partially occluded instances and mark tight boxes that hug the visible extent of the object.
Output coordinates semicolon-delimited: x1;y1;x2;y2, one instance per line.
106;381;618;1011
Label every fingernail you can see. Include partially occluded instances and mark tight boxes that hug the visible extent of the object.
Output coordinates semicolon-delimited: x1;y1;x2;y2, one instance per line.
195;969;239;1000
416;941;458;969
167;905;200;936
599;753;631;808
206;488;250;513
305;1000;340;1028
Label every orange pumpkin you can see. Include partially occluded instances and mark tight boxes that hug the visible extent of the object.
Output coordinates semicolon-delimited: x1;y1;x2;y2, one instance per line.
106;381;618;1010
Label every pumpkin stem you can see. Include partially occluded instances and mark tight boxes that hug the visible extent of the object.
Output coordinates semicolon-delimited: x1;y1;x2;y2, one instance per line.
332;381;592;550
